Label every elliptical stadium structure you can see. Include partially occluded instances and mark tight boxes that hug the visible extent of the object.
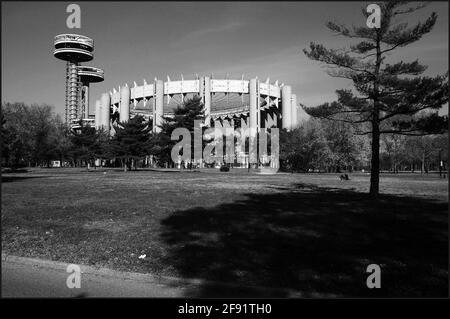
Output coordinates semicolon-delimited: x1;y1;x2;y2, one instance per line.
54;33;307;167
95;76;306;133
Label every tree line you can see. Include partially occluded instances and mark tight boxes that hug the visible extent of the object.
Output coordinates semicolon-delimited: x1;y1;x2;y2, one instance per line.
2;99;447;175
278;116;447;174
1;97;210;171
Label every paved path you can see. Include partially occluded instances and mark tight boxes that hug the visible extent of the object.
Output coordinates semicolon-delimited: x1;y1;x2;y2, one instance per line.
2;255;296;298
2;255;197;297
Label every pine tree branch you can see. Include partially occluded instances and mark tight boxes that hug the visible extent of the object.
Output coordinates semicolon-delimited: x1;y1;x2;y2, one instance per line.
392;2;429;16
379;130;446;136
352;129;440;136
378;103;443;122
304;43;375;76
381;12;437;46
326;21;376;40
382;60;427;76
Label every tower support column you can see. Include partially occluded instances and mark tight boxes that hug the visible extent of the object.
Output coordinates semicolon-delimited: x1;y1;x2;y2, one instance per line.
65;62;70;124
67;61;79;125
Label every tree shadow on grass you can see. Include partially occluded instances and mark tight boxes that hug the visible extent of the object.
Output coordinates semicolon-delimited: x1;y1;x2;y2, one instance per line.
160;183;448;297
1;176;46;183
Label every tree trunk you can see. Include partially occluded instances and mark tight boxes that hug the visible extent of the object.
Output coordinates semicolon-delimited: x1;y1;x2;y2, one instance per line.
370;124;380;198
370;33;382;199
421;151;425;174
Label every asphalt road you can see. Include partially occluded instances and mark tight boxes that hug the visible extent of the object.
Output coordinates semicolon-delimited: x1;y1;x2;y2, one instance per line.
1;256;189;298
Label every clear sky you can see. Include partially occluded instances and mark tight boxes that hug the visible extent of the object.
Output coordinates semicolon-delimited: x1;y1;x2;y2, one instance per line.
2;1;448;117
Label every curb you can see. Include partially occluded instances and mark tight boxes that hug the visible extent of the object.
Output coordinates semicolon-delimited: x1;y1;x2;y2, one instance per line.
2;254;300;297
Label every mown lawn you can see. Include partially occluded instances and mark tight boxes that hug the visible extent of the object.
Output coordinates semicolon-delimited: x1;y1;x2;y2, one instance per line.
1;168;448;297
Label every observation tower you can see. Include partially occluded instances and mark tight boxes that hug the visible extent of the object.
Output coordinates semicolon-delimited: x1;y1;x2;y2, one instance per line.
53;34;104;128
78;66;105;122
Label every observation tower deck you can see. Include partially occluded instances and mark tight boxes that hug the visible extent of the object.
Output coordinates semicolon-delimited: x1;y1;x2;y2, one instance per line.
53;34;94;62
78;66;104;83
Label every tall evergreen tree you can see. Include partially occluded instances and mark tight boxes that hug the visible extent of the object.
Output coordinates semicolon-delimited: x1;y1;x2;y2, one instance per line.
110;115;152;171
68;120;101;167
303;1;448;197
153;96;207;168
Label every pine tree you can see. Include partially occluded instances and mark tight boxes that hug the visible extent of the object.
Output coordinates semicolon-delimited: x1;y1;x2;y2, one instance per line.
68;120;100;167
303;1;448;197
110;115;152;171
153;96;206;168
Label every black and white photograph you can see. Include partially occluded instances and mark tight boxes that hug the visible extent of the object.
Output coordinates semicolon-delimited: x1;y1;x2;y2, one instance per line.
1;0;448;304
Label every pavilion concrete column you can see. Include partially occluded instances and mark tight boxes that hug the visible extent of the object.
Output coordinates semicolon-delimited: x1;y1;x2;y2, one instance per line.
291;93;298;129
263;110;273;129
199;76;204;99
249;78;258;138
95;99;101;129
120;85;130;123
100;93;111;131
269;111;277;128
241;116;248;130
281;85;292;130
214;119;223;130
100;93;111;132
203;76;211;126
249;78;260;165
221;118;231;129
237;116;248;166
261;111;266;129
154;79;164;133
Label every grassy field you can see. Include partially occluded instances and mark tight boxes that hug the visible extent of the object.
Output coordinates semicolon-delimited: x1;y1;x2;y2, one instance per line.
1;168;448;297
